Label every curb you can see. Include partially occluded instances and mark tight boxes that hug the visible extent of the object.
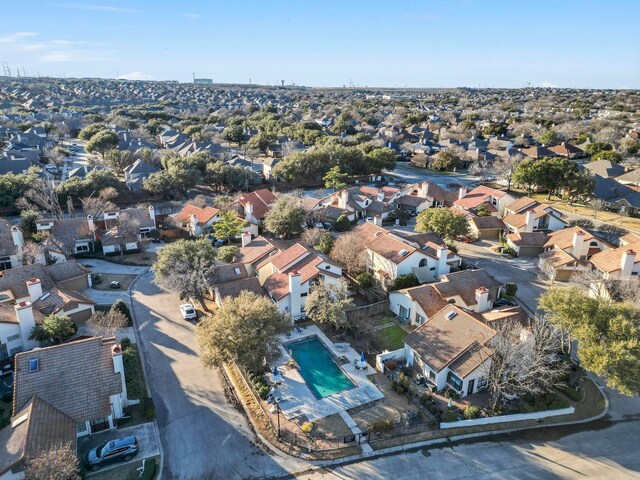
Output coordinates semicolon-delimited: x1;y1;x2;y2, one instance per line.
127;269;165;480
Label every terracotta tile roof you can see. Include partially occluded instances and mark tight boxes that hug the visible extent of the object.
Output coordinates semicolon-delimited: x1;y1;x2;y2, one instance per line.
13;337;123;422
544;226;593;250
548;142;583;157
174;205;220;225
404;305;495;373
539;248;576;267
403;284;450;318
520;145;556;159
366;233;417;264
453;186;508;210
0;396;76;476
263;253;323;300
434;269;503;307
506;232;549;246
236;189;277;220
215;277;265;302
590;245;640;273
469;215;506;230
269;243;309;271
235;236;276;266
354;221;389;244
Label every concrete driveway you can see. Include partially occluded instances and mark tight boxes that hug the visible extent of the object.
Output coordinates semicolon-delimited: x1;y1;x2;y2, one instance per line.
79;422;159;476
130;271;307;480
455;240;547;315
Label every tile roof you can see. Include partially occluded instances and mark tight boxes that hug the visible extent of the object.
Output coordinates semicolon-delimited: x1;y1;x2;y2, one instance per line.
547;142;583;157
0;396;76;476
236;189;277;220
404;305;495;373
174;204;220;225
469;215;506;230
434;269;503;307
263;252;323;300
32;286;95;315
453;186;507;210
13;337;123;422
269;243;308;271
212;263;248;284
235;236;277;266
506;232;549;247
544;226;593;250
402;284;450;318
42;217;92;254
0;219;19;257
366;233;417;264
215;277;265;301
590;244;640;273
0;264;53;300
539;248;576;267
44;259;89;283
504;196;539;213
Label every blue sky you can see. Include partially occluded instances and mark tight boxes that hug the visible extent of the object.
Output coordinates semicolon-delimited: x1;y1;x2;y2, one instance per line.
1;0;638;88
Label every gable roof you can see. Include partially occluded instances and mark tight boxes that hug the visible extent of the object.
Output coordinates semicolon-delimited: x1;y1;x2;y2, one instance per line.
453;186;510;210
0;219;19;257
13;337;123;422
404;305;495;373
0;264;54;300
583;160;626;179
235;236;276;266
544;226;594;250
401;284;450;318
174;204;220;225
236;189;277;220
215;277;265;302
434;269;503;306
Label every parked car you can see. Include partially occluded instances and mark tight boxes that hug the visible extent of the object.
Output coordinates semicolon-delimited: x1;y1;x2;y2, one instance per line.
493;298;517;307
109;280;121;289
179;303;197;320
84;436;139;471
44;164;58;174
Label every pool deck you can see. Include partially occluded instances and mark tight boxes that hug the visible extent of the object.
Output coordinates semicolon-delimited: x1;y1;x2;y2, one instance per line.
269;325;384;421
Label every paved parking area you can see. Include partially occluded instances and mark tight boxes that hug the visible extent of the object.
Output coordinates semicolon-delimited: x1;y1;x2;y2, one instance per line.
79;422;159;476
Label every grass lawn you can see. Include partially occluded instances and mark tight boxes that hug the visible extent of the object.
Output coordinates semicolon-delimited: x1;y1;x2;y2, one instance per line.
374;324;408;351
86;455;158;480
91;274;138;291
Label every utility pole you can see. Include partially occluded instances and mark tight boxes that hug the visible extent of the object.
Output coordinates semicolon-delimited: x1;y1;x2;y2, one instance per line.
2;62;11;77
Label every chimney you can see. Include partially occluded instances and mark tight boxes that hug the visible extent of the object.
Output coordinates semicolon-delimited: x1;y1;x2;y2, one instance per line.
245;201;254;219
620;249;636;280
436;244;450;276
419;181;429;198
111;343;128;404
241;231;252;247
189;214;198;235
524;210;536;233
15;301;37;350
339;189;349;209
11;226;24;249
572;230;586;258
475;287;490;313
458;186;468;200
86;215;95;234
373;215;383;226
26;278;43;302
288;271;302;317
377;192;384;202
83;164;88;174
148;205;156;227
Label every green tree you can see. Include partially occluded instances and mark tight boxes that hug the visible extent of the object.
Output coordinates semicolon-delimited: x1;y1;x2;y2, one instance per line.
264;196;306;238
305;279;354;329
195;291;291;371
78;123;106;140
105;149;135;172
0;172;38;208
539;130;559;146
316;232;335;254
224;124;245;145
585;142;612;156
214;211;246;241
512;159;538;194
85;130;119;160
366;147;397;171
335;214;351;232
540;286;640;396
110;299;132;323
20;209;41;235
143;166;198;198
30;314;75;345
216;245;238;263
388;273;420;291
592;150;622;163
323;166;348;191
152;238;217;309
356;272;374;289
415;208;469;242
475;204;491;217
431;149;459;171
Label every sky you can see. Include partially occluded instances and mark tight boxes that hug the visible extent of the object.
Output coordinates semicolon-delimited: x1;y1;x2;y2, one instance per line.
0;0;639;89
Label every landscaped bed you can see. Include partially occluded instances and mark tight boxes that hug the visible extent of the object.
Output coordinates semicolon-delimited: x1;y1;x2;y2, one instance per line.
91;273;138;291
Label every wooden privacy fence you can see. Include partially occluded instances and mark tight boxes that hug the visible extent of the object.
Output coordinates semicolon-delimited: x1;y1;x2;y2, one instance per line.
345;300;390;323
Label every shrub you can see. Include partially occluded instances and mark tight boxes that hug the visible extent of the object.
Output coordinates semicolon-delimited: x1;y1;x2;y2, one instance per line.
144;397;155;420
549;400;570;410
464;406;480;419
370;419;394;434
91;273;103;285
398;373;411;390
560;385;582;402
316;232;334;254
217;245;238;263
388;273;419;291
505;282;518;297
301;422;314;433
111;299;132;323
356;272;374;289
441;409;459;422
335;215;351;232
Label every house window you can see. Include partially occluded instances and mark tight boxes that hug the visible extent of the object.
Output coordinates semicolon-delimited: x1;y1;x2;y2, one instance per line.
418;258;428;267
476;377;488;391
446;371;463;392
0;256;11;271
415;313;426;325
76;244;89;253
28;358;39;372
399;305;410;319
325;265;331;270
428;370;436;381
429;267;436;271
77;421;89;435
7;333;20;342
0;344;7;361
300;292;308;297
10;346;23;356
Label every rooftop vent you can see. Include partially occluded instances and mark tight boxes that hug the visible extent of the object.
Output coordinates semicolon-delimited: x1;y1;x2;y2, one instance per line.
399;249;409;256
446;311;457;320
28;358;39;373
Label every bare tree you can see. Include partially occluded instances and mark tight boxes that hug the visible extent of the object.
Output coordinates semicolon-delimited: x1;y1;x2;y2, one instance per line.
569;267;640;304
329;231;366;276
88;310;129;337
24;443;80;480
21;179;64;220
300;228;324;248
21;241;45;265
113;212;142;257
493;153;524;191
477;317;566;413
81;187;117;219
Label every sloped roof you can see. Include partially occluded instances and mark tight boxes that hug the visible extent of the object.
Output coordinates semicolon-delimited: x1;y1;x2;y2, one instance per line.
215;277;265;302
401;284;449;318
434;269;503;307
174;204;220;225
235;236;276;266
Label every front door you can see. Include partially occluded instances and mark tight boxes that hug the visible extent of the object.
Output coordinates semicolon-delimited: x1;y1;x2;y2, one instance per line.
90;417;110;433
467;379;475;396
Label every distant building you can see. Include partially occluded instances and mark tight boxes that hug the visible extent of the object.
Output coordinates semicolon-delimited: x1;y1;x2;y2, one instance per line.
193;78;213;85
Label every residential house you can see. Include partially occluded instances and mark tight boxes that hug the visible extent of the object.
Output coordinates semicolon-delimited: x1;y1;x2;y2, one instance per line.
615;168;640;187
12;337;128;438
538;226;610;281
313;186;401;225
356;223;462;286
234;189;277;234
403;305;495;397
257;243;342;320
583;160;626;179
172;204;220;236
213;277;266;308
502;196;567;233
100;206;157;254
390;268;503;325
235;233;277;276
519;145;556;160
453;185;516;216
0;150;40;175
589;233;640;281
547;142;585;159
36;216;95;261
466;214;507;240
591;175;640;216
505;231;550;257
122;159;159;194
393;181;456;215
0;222;25;271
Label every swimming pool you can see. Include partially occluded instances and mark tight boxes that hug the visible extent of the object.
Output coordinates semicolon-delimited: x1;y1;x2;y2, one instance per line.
287;337;355;399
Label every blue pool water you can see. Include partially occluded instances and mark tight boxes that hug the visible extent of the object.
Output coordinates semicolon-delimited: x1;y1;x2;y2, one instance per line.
287;337;355;399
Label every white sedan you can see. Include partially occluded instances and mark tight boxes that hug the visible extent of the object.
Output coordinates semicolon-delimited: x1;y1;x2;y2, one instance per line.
179;304;197;320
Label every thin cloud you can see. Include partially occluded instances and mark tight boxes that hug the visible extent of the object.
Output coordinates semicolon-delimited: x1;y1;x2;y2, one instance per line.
0;32;38;44
118;71;153;81
51;2;139;13
180;13;201;19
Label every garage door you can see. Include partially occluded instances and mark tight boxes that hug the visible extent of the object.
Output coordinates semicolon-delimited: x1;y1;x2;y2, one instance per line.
518;246;543;257
69;309;93;324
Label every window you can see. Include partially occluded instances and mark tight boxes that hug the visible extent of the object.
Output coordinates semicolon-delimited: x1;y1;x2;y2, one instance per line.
415;313;426;325
10;346;23;356
300;292;307;297
325;265;331;270
75;244;89;253
589;241;598;246
77;422;88;434
429;267;436;271
0;256;11;271
428;370;436;381
419;258;428;267
399;305;410;319
476;377;488;391
446;371;463;391
0;344;7;361
7;333;20;342
28;358;39;372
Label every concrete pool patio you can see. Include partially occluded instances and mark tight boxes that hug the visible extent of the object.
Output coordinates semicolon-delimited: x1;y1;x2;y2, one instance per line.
268;325;384;422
